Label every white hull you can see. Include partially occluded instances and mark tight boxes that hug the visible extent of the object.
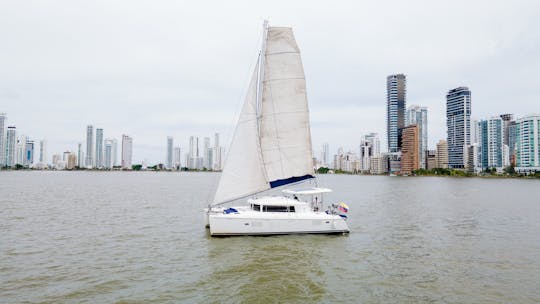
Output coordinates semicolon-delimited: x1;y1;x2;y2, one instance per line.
208;200;349;236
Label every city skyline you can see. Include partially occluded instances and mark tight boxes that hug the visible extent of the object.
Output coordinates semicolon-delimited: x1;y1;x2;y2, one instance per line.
1;1;538;163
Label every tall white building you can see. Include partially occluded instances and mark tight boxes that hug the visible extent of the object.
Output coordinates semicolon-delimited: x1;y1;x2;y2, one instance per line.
121;134;133;169
104;139;114;169
95;128;104;168
0;113;5;166
16;134;27;166
359;133;380;172
174;146;181;169
213;133;223;171
86;125;94;168
109;138;118;166
203;137;212;169
406;105;428;169
39;140;47;165
516;114;540;173
166;136;173;169
320;143;330;167
5;126;16;167
77;142;84;168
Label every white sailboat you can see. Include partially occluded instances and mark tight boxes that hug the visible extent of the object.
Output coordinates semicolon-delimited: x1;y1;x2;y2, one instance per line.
205;22;350;236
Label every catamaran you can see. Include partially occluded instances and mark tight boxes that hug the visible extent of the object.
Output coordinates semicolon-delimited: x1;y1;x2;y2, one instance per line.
205;21;350;236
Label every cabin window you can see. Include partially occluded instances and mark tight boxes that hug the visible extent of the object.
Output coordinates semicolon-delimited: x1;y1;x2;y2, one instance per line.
252;204;260;211
263;205;289;212
289;206;295;212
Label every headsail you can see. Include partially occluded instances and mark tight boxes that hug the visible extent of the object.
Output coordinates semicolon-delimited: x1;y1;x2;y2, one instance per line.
213;60;268;204
213;24;314;205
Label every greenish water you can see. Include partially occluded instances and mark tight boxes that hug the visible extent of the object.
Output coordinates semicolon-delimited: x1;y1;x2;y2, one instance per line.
1;172;539;303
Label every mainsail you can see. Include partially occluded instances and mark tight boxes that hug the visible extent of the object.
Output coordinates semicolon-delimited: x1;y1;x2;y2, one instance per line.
213;24;314;204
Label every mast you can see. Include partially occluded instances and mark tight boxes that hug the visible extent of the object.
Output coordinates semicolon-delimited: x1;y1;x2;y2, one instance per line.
256;20;269;127
256;20;269;181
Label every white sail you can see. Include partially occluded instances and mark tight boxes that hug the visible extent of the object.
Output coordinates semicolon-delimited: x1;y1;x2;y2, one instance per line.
260;27;314;187
213;61;268;204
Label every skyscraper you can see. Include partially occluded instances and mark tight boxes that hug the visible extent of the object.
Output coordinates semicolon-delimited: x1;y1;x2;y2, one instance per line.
387;74;406;153
77;143;84;168
359;133;380;172
204;137;212;169
446;87;471;169
174;147;181;169
16;135;27;165
6;126;16;167
39;140;47;165
500;114;513;146
321;143;330;167
166;136;173;169
516;115;540;172
401;124;419;174
86;125;94;168
0;113;5;166
95;128;104;168
478;117;504;170
508;121;518;165
121;134;133;169
104;139;113;169
406;105;428;169
24;140;34;166
213;133;222;171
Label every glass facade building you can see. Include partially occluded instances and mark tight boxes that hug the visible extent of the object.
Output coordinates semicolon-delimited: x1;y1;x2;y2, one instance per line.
387;74;406;153
446;87;471;169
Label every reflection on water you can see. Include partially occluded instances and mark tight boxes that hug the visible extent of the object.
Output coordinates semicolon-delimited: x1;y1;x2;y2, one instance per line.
199;235;332;303
1;172;540;303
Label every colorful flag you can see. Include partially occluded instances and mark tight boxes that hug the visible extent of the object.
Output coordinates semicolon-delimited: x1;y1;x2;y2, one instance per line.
337;202;349;213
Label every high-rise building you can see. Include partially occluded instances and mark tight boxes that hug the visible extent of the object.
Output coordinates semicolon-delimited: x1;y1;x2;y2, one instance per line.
370;154;388;174
387;74;407;153
174;147;181;169
401;124;419;174
516;115;540;173
446;87;471;169
39;140;47;165
478;117;504;170
166;136;173;169
104;139;113;169
95;128;104;168
67;153;77;170
500;114;513;146
203;137;212;169
508;121;518;165
16;135;27;165
321;143;330;167
5;126;16;167
77;143;84;168
436;139;448;168
24;140;34;166
359;133;380;172
405;105;428;169
86;125;94;168
466;144;481;173
121;135;133;169
0;113;5;166
213;133;222;171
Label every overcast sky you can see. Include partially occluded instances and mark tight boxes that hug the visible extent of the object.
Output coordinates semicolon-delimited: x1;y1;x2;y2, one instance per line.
1;0;539;164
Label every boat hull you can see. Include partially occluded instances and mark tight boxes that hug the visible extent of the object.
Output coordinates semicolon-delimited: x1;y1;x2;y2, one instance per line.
208;213;349;236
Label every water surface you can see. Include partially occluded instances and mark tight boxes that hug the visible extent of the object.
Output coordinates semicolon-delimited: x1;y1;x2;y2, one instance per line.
1;172;539;303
